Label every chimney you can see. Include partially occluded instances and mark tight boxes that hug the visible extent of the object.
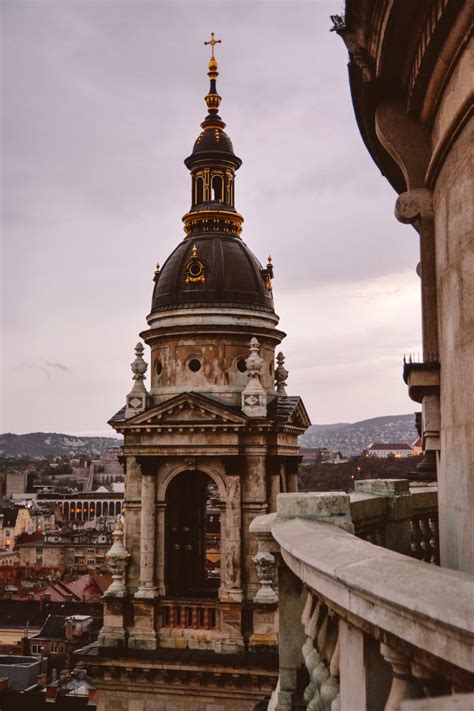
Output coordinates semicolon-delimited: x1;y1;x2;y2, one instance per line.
45;684;59;703
87;687;98;707
21;636;30;656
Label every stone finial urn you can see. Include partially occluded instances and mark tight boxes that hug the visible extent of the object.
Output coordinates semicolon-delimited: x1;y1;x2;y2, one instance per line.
104;516;130;598
125;342;149;418
252;550;277;604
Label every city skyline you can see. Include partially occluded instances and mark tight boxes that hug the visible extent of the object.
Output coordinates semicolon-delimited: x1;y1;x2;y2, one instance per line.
1;1;421;435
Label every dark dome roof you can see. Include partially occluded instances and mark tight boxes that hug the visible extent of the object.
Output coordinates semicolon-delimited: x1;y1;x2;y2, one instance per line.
185;120;242;171
151;235;274;314
192;127;234;155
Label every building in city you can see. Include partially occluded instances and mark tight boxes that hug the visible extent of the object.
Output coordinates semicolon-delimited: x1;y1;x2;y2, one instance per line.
16;528;112;572
29;614;100;660
365;442;415;459
36;492;123;522
79;34;310;710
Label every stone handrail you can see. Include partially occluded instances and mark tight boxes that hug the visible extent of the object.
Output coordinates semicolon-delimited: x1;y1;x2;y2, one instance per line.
250;490;473;711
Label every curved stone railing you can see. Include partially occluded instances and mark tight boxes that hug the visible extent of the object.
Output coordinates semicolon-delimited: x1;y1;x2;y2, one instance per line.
250;489;473;711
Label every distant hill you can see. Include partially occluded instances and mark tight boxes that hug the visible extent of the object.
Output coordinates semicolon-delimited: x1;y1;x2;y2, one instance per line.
0;432;122;458
299;414;418;456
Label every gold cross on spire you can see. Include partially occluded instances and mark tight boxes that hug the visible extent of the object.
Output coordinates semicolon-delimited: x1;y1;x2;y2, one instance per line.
204;32;221;59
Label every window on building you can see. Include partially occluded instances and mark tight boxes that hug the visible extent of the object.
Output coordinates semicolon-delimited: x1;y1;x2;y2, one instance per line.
87;558;95;566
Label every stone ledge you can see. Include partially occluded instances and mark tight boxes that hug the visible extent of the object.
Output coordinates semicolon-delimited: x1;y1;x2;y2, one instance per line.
271;517;473;674
276;492;353;532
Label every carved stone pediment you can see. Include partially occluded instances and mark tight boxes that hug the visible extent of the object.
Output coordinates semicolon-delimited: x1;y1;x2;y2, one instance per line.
119;392;248;430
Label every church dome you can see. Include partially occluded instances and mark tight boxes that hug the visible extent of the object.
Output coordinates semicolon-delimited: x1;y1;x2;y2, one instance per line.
150;234;274;315
186;126;240;166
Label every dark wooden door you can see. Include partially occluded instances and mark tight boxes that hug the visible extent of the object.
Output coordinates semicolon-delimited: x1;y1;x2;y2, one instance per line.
166;471;212;598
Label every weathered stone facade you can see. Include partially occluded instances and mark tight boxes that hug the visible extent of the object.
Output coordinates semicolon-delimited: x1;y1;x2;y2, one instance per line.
333;0;473;573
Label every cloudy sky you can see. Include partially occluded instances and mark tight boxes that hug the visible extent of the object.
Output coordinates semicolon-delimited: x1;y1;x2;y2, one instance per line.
1;0;422;436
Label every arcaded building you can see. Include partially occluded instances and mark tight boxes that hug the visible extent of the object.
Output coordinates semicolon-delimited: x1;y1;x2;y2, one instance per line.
83;36;309;710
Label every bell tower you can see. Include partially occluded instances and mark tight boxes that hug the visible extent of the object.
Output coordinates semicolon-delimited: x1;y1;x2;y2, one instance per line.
88;35;310;711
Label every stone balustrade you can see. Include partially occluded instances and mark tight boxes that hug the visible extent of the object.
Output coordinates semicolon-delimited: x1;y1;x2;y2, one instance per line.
350;480;439;564
159;599;217;630
250;485;473;711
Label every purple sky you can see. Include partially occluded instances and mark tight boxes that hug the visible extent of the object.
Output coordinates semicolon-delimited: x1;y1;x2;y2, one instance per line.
1;1;421;435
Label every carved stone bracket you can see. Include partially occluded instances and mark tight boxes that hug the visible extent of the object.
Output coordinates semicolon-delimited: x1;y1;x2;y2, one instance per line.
395;188;433;224
253;550;277;604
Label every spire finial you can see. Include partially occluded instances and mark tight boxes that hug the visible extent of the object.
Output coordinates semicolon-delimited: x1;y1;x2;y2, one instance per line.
204;32;221;62
275;352;289;396
125;341;149;418
203;33;222;115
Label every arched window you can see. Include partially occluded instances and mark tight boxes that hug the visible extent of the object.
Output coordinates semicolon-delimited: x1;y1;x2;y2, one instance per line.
211;175;223;202
96;502;102;516
195;176;204;204
63;502;70;519
115;501;121;515
166;471;221;598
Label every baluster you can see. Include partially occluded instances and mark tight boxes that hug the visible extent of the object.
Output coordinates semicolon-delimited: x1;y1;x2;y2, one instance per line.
428;516;439;564
203;607;210;630
301;590;314;632
169;606;176;628
303;600;321;706
320;630;340;711
380;643;422;710
192;606;198;629
308;607;330;710
411;517;423;559
419;517;431;562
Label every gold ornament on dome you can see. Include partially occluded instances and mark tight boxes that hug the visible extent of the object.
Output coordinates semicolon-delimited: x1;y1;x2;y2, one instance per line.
185;244;207;284
263;255;274;291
